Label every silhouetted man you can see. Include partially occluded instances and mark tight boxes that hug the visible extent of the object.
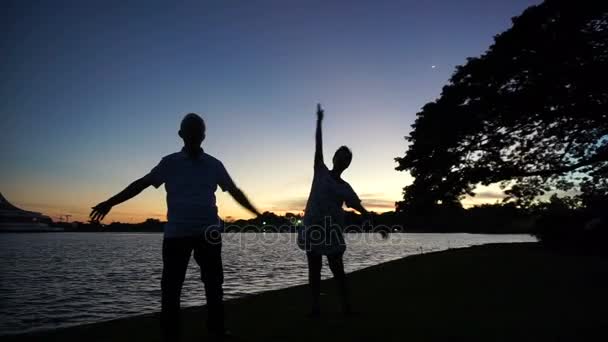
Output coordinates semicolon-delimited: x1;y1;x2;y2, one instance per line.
90;113;261;340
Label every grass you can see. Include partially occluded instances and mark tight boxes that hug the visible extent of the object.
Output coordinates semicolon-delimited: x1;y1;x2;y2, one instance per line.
7;243;608;341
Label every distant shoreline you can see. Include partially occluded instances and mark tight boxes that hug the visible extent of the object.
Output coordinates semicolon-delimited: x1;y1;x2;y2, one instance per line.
1;230;532;235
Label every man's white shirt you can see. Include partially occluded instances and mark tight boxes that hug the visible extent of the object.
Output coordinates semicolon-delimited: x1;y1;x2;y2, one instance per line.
148;149;236;238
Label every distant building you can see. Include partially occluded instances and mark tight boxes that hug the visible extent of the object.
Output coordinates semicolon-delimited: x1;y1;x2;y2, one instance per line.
0;192;62;232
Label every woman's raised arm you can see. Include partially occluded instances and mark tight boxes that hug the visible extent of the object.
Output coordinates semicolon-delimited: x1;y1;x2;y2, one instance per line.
314;103;324;168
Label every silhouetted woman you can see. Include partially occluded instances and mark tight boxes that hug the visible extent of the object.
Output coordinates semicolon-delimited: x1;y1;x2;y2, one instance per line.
298;104;371;317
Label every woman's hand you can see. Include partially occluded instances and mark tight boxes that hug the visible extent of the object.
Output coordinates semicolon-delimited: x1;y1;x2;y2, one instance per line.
316;103;324;121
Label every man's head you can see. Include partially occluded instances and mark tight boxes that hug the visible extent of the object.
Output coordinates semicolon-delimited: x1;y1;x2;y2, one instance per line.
332;145;353;171
179;113;206;147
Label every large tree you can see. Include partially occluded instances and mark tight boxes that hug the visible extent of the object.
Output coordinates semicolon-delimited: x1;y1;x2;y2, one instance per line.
396;0;608;212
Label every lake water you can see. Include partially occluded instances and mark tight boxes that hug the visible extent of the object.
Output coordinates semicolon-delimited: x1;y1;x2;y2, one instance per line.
0;232;536;335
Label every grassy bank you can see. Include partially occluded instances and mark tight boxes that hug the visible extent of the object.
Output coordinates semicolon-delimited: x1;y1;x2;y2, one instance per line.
8;243;608;341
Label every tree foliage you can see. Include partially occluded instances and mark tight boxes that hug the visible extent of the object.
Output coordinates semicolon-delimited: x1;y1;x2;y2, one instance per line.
396;0;608;212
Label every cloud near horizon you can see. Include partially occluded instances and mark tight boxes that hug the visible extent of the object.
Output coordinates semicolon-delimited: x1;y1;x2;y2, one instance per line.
461;188;506;207
267;193;396;214
474;191;507;200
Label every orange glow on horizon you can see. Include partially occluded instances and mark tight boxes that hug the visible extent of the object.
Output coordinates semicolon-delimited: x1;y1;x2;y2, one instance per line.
5;179;505;224
12;196;398;224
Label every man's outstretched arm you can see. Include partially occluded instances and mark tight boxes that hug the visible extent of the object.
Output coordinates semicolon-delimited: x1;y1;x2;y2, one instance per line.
227;187;262;217
90;175;154;222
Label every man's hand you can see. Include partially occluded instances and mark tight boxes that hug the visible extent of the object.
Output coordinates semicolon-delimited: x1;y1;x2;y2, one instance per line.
90;201;113;222
88;176;153;223
228;187;262;219
317;103;324;121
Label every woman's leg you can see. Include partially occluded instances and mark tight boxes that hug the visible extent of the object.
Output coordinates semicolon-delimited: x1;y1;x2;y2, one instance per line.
328;253;351;314
306;252;322;315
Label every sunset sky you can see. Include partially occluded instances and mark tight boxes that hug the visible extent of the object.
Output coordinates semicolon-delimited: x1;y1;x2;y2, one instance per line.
1;0;539;223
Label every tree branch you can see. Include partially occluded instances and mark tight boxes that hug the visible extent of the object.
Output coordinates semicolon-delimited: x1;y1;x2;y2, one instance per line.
499;147;608;179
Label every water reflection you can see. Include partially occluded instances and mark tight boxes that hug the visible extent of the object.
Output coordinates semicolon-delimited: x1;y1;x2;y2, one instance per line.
0;232;535;335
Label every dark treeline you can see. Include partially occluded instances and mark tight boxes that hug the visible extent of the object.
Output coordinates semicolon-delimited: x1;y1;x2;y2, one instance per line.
56;204;534;234
57;195;606;245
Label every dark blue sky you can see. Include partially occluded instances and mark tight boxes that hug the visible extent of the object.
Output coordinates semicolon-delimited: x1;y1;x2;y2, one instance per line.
1;0;540;221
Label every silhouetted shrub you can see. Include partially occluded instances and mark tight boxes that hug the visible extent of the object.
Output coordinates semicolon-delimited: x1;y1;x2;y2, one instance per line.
533;197;608;255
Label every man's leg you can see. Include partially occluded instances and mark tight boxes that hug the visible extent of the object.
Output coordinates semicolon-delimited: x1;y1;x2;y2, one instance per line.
193;232;225;335
161;238;192;341
328;253;351;314
306;252;322;316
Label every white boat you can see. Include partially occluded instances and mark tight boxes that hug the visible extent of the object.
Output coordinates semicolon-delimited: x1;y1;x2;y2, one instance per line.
0;192;63;232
